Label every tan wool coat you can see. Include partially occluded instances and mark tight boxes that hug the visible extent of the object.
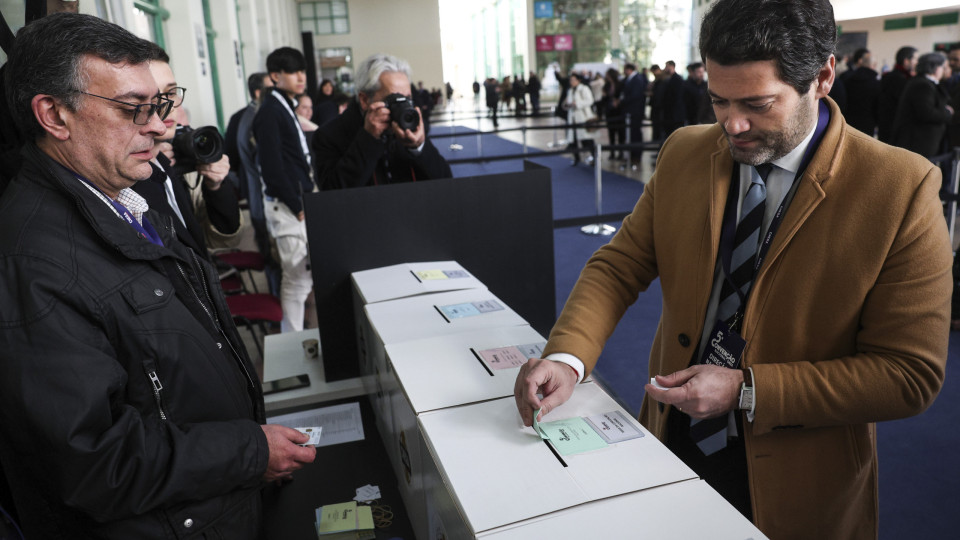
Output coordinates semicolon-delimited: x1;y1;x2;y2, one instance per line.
544;98;951;539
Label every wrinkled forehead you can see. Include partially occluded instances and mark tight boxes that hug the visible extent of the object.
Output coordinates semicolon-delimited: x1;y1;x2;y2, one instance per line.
80;55;158;100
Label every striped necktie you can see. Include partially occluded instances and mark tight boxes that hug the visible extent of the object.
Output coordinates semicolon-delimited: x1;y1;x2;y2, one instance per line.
690;163;773;456
714;163;773;327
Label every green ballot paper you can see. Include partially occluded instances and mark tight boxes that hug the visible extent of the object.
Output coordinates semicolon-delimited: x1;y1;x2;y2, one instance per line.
533;407;550;439
537;416;609;456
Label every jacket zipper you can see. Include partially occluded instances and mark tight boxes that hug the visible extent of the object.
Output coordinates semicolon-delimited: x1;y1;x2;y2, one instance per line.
175;253;257;392
146;369;167;420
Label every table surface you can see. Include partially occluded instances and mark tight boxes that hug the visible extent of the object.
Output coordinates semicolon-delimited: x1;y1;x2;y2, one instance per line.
263;397;416;540
263;328;367;412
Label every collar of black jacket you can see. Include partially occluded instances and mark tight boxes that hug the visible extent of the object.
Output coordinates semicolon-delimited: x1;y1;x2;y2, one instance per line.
18;142;188;263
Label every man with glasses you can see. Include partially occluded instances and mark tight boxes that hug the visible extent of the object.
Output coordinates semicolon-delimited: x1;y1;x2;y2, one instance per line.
132;44;242;257
0;14;315;539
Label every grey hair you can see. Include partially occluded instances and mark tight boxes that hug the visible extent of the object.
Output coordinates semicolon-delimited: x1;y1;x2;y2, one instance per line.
915;52;946;76
355;53;412;95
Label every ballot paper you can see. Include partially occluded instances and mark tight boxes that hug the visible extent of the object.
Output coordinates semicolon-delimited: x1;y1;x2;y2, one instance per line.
537;416;609;456
476;341;547;372
354;484;381;503
649;377;670;391
439;300;505;320
315;501;374;539
585;411;644;444
534;407;610;456
268;402;365;448
414;269;449;281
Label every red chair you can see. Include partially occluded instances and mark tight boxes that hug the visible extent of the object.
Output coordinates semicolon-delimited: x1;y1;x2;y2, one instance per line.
215;250;266;293
225;293;282;358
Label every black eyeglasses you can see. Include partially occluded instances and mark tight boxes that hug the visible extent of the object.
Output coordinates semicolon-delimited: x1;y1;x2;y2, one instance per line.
79;91;174;125
160;87;187;108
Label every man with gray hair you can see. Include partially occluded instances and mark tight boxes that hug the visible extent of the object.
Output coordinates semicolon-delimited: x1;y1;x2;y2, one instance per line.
892;52;955;158
312;53;451;190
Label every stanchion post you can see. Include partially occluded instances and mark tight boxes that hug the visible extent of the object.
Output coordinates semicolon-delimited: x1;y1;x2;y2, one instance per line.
625;113;632;166
581;143;616;236
449;122;462;151
950;148;960;246
476;115;482;157
522;125;528;155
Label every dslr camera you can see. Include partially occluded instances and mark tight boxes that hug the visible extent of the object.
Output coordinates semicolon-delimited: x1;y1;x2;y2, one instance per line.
171;125;224;174
383;93;420;131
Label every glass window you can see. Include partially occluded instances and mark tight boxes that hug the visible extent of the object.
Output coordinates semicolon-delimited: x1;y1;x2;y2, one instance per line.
298;1;349;35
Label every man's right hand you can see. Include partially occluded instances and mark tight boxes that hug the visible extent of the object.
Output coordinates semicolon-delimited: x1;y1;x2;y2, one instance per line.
260;424;317;483
513;358;578;427
363;102;393;139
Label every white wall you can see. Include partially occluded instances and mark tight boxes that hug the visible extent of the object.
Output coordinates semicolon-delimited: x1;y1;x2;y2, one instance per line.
837;8;960;71
305;0;445;93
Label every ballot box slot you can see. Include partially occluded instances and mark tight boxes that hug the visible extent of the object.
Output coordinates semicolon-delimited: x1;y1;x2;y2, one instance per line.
544;439;568;467
468;348;495;377
433;305;451;323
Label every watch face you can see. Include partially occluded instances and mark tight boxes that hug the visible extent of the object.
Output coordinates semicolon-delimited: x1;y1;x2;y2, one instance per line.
739;384;754;410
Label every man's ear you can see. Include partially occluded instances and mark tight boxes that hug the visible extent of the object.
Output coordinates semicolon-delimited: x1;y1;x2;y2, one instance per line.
357;91;370;112
813;55;835;99
31;94;71;141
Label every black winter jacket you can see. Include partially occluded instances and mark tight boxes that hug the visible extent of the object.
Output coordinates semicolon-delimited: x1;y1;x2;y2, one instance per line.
0;143;269;539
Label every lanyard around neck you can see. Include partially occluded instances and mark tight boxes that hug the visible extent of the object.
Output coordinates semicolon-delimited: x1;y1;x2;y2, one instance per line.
718;99;830;310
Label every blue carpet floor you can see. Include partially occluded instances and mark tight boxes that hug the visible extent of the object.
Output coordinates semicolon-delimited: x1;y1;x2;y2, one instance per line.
432;127;959;539
433;127;644;220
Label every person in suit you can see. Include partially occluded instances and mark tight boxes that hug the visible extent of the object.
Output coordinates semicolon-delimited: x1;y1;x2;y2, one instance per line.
513;1;950;538
620;63;647;165
878;46;917;143
842;48;881;136
252;46;317;333
312;53;451;192
892;52;955;159
660;60;687;137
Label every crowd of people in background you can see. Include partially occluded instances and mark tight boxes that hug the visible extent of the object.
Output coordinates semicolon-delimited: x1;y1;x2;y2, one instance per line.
467;43;959;171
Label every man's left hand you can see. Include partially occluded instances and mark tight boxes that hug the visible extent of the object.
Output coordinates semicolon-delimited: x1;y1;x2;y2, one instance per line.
392;107;426;149
197;155;230;190
644;365;743;419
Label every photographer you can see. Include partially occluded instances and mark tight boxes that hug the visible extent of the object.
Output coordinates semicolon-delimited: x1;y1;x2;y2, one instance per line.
312;53;451;190
132;45;241;256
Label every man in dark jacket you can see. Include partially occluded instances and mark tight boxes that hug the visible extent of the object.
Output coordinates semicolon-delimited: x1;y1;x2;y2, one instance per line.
660;60;687;138
312;53;451;190
842;48;880;136
253;47;317;333
892;52;955;159
620;63;648;165
0;14;315;539
133;45;243;258
878;46;917;143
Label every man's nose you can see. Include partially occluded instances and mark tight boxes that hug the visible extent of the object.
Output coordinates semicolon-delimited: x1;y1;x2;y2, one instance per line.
723;109;750;136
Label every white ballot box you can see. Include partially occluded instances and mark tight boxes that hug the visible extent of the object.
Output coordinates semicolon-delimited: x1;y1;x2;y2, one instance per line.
364;288;527;346
351;262;487;413
262;329;365;412
361;289;528;438
383;325;549;537
351;261;485;305
418;382;699;539
474;479;767;539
